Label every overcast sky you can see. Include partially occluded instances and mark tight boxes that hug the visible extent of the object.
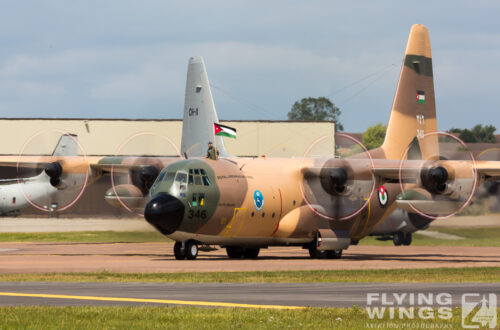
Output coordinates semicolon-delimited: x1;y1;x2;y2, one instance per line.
0;1;498;132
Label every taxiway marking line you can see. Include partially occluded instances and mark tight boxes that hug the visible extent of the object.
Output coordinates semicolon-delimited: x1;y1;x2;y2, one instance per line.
0;292;305;309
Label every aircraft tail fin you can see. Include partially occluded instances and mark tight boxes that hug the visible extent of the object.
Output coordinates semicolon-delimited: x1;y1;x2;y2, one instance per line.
180;56;230;158
52;134;79;156
381;24;438;160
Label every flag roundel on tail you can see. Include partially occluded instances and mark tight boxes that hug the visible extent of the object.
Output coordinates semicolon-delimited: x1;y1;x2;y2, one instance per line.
416;90;425;104
214;123;237;139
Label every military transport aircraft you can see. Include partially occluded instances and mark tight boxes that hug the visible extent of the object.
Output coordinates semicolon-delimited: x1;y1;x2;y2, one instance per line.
141;24;500;260
2;25;498;261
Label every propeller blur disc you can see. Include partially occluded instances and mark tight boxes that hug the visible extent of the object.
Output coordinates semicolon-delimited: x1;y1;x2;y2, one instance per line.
110;131;183;216
16;129;89;212
398;131;477;220
299;133;375;221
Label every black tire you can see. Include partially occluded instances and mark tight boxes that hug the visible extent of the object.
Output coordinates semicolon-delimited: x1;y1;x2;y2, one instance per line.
326;249;342;259
185;240;198;260
243;248;260;259
174;241;185;260
226;246;244;258
308;247;327;259
403;233;412;246
393;232;404;246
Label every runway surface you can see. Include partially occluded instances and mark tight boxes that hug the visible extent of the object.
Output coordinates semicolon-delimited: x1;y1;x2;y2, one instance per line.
0;214;497;233
0;282;498;308
0;242;499;273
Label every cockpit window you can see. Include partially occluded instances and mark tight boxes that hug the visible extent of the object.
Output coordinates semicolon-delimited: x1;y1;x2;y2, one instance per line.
156;171;166;183
187;168;211;186
194;175;202;185
165;172;175;181
202;176;210;186
175;172;187;183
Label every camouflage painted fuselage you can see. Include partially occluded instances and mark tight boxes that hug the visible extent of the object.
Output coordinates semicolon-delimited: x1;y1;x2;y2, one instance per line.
146;157;401;246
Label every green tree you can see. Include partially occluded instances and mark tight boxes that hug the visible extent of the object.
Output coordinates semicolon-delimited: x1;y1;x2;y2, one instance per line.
362;123;387;150
449;124;496;143
288;97;343;131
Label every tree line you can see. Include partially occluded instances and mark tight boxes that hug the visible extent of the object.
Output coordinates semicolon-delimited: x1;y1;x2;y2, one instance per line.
288;96;496;149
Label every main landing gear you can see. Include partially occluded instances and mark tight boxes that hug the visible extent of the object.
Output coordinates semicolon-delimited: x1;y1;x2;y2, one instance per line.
308;246;343;259
226;246;260;259
393;231;412;246
173;240;198;260
306;234;343;259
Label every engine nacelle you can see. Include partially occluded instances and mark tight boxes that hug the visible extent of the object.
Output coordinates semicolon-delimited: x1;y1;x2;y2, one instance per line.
44;162;63;187
105;184;144;209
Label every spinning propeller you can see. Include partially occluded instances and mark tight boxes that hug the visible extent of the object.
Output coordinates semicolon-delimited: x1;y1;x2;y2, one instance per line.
108;131;183;216
397;131;477;220
300;133;375;221
16;129;89;212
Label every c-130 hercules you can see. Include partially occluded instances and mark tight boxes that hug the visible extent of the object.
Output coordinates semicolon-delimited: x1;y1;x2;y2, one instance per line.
140;24;500;260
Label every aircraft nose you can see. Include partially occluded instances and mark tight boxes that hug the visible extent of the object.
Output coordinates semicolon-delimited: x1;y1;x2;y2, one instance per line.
144;193;185;235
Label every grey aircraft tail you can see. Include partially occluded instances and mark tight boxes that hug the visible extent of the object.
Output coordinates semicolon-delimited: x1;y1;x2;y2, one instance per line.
180;56;230;158
51;134;79;156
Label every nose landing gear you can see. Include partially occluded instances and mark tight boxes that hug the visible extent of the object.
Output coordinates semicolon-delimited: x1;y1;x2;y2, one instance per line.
173;240;199;260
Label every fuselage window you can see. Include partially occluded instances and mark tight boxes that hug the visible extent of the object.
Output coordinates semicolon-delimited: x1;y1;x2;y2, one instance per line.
189;174;193;185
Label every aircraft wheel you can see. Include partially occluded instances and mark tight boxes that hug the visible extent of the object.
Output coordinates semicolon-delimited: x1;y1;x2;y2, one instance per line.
403;233;412;246
174;242;186;260
226;246;244;258
185;240;198;260
243;248;260;259
326;249;342;259
308;247;327;259
393;232;404;246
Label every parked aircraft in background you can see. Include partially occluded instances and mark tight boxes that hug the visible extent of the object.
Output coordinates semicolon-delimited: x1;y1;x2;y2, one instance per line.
0;134;82;215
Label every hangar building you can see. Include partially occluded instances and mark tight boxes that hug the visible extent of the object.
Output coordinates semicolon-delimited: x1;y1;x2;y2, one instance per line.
0;118;335;217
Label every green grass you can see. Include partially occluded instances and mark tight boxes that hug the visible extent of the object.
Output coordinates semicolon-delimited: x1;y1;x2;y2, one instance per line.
0;231;168;243
2;227;499;246
0;267;498;283
360;226;500;246
0;306;478;329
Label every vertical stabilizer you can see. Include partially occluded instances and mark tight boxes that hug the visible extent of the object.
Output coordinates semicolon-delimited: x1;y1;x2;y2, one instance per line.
52;134;79;156
181;56;229;158
381;24;438;160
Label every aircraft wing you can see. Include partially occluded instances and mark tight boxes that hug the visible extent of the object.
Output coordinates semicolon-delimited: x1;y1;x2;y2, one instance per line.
301;158;500;218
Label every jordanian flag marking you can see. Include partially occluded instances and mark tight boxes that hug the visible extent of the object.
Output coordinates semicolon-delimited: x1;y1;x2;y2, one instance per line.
416;90;425;104
378;185;388;207
214;123;237;139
